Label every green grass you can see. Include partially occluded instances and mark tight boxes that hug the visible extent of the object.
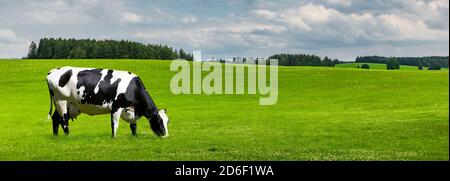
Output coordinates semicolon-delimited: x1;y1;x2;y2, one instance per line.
0;59;448;160
336;62;449;71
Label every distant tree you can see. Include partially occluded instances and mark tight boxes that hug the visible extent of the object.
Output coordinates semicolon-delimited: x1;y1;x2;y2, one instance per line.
178;49;193;61
69;47;87;59
268;53;331;66
90;43;100;58
52;39;64;59
322;56;334;67
355;55;448;68
27;38;189;60
387;57;400;70
159;45;175;60
332;59;340;65
428;62;441;70
37;38;53;59
361;64;370;69
178;49;186;60
418;60;424;70
27;41;38;59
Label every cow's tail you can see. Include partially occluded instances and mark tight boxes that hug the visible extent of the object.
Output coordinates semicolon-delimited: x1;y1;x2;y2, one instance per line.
47;81;53;120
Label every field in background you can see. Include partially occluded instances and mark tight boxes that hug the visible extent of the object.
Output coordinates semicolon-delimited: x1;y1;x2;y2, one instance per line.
336;62;449;71
0;59;448;160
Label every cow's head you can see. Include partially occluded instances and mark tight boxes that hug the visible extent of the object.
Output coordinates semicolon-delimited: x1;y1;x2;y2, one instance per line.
148;109;169;138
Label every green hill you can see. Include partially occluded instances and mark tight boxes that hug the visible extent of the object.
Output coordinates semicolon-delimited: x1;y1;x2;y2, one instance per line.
0;59;448;160
336;62;449;71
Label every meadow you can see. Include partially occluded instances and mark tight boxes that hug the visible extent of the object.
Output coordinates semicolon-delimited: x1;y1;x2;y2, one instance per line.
0;59;448;160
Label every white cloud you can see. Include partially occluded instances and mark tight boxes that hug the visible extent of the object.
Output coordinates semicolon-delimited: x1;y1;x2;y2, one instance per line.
133;19;287;50
182;15;197;24
297;4;338;23
253;3;448;43
376;14;448;41
120;12;142;23
21;1;92;24
252;9;277;20
0;28;29;58
0;0;448;60
326;0;352;7
0;28;18;43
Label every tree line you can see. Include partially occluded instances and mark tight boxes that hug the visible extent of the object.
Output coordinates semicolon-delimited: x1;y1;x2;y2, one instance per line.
267;53;340;66
27;38;193;60
355;56;449;68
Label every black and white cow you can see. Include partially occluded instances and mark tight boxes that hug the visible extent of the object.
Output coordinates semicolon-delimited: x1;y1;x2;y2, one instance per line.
46;66;169;138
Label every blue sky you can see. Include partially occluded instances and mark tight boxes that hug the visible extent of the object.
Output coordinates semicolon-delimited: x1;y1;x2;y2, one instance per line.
0;0;448;60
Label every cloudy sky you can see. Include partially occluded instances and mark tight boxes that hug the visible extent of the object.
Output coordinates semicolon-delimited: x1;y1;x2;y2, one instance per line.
0;0;448;60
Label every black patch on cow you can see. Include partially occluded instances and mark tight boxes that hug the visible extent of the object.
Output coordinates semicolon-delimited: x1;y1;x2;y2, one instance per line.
62;113;69;135
112;77;149;114
149;111;165;136
76;69;121;106
58;70;72;87
52;111;61;136
128;72;131;74
111;115;115;137
130;124;137;136
110;77;165;136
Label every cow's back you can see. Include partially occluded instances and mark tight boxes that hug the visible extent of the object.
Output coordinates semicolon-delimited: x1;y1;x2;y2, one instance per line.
47;66;79;100
47;66;138;109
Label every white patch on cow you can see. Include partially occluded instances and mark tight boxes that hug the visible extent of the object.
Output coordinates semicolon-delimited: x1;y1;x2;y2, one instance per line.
112;70;137;100
110;71;121;84
158;109;169;138
47;67;79;101
94;69;108;94
121;107;137;124
55;99;67;116
77;85;86;99
111;108;123;138
76;103;111;115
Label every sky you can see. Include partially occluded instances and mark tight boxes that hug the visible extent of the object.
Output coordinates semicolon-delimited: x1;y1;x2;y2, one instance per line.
0;0;448;60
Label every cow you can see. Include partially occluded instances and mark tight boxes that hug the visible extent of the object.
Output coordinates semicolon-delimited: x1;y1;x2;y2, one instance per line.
46;66;169;138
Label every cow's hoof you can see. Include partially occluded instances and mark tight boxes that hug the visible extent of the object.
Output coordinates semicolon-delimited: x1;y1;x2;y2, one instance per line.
161;134;169;139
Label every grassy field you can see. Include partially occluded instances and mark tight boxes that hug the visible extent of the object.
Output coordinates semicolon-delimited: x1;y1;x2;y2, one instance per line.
336;62;449;71
0;59;448;160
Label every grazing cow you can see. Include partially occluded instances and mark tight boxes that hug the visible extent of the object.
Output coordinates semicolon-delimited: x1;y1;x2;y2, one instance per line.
46;66;169;138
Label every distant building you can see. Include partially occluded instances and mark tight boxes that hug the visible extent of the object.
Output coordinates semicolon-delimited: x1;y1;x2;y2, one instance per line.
224;58;233;63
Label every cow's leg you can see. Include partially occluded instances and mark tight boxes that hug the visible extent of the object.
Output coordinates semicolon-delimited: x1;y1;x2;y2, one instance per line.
130;124;137;137
111;108;123;138
55;100;69;135
51;111;61;136
62;112;70;135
